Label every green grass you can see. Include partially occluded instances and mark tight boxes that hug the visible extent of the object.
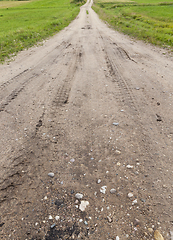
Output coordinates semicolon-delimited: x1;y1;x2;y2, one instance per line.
0;0;85;63
93;0;173;50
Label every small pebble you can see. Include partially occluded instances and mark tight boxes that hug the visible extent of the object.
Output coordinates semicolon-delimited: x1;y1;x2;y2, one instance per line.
107;216;113;223
148;228;154;233
48;172;54;178
51;224;56;229
128;193;133;198
113;122;119;126
70;158;75;163
49;215;53;220
154;230;164;240
55;216;60;221
100;186;107;194
115;150;121;154
79;200;89;212
126;165;133;169
97;179;101;184
110;188;116;194
132;199;137;205
75;193;83;199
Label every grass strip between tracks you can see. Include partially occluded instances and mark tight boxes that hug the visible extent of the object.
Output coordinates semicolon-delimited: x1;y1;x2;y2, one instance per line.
93;0;173;50
0;0;85;63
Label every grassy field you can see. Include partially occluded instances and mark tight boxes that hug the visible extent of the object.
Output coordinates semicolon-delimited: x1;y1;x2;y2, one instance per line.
93;0;173;50
0;0;84;63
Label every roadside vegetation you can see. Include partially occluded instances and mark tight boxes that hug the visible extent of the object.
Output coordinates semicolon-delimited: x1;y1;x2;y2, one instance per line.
0;0;85;63
93;0;173;50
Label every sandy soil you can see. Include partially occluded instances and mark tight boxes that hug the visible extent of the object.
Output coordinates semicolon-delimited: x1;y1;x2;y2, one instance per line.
0;0;173;239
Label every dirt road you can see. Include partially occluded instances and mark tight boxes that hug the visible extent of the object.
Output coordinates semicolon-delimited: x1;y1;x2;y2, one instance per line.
0;0;173;239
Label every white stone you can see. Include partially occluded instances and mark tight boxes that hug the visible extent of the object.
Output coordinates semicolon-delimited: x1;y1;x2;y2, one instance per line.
128;193;133;198
75;193;83;199
110;188;116;194
79;200;89;212
55;216;60;221
97;179;101;184
70;158;75;163
100;186;107;194
132;199;138;205
49;215;53;220
126;165;133;169
48;172;54;177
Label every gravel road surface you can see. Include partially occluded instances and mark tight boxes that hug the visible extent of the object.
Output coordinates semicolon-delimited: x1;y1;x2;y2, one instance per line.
0;0;173;239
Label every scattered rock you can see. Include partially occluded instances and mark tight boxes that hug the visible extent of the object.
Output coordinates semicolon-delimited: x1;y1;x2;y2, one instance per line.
97;179;101;184
110;188;116;194
107;216;113;223
156;114;162;121
79;200;89;212
148;228;154;233
132;199;137;205
113;122;119;126
154;230;164;240
48;172;54;178
51;223;56;229
70;158;75;163
128;193;133;198
75;193;83;199
126;165;133;169
55;216;60;221
115;150;121;154
100;186;107;194
49;215;53;220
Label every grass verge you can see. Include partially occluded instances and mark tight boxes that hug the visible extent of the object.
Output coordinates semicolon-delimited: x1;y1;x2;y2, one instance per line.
0;0;85;63
93;0;173;50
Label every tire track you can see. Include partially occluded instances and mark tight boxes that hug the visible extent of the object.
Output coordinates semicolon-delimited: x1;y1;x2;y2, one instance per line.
0;73;38;112
52;44;83;107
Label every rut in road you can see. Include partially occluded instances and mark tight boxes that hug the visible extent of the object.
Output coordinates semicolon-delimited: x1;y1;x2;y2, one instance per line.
0;0;173;239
